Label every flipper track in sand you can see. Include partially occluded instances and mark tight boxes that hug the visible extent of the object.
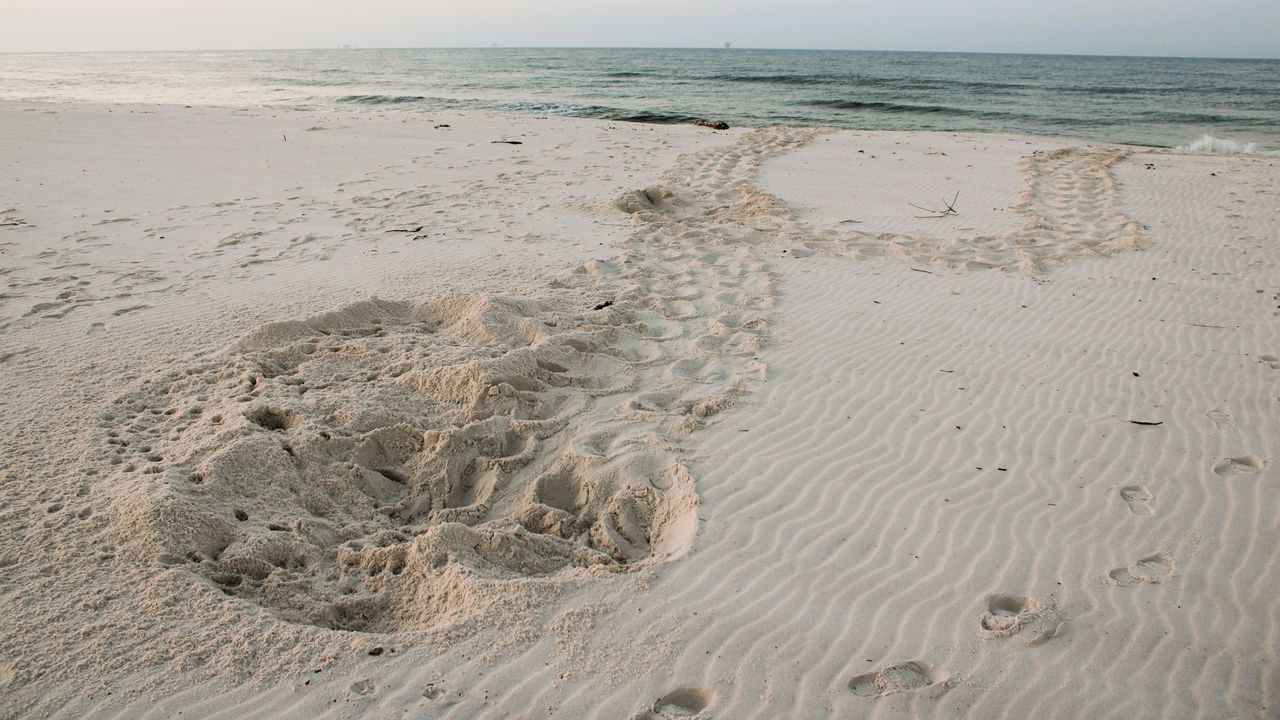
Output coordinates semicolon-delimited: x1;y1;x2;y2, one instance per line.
89;126;821;636
802;145;1144;273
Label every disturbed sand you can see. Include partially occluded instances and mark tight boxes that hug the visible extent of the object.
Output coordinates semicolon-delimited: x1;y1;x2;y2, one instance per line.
1;102;1278;719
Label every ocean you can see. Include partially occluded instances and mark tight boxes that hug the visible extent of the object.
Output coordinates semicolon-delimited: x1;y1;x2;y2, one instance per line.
2;48;1277;150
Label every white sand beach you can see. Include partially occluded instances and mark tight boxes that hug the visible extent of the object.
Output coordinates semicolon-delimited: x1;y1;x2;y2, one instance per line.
1;101;1277;719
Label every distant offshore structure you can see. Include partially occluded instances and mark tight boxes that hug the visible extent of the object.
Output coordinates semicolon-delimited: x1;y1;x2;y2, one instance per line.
724;42;732;49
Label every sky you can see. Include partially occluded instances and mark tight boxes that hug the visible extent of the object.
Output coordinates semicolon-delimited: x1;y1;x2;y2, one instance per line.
3;0;1278;58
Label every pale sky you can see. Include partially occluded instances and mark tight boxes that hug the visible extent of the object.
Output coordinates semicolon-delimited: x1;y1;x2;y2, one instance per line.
3;0;1278;58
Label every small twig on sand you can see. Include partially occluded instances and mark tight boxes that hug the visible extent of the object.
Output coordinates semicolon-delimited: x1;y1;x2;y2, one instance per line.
909;191;960;219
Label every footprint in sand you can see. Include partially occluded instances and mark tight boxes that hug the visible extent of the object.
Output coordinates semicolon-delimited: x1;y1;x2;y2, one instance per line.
1213;455;1265;477
1206;406;1233;429
347;679;376;697
1119;485;1154;516
848;661;950;699
1108;552;1176;586
630;687;715;719
977;593;1067;644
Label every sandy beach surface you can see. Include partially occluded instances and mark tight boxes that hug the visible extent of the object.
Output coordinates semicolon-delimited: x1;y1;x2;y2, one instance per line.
1;101;1277;719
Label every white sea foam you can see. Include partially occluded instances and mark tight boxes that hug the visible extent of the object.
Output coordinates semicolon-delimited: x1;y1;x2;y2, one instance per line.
1177;134;1271;155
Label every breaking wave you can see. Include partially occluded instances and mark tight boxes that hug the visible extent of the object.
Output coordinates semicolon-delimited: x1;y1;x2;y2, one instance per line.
1177;135;1273;154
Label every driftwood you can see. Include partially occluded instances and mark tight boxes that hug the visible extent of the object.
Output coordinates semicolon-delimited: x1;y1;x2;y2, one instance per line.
694;119;730;130
909;191;959;219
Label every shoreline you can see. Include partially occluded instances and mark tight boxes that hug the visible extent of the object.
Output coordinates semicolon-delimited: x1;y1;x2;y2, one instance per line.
18;98;1280;157
0;98;1192;152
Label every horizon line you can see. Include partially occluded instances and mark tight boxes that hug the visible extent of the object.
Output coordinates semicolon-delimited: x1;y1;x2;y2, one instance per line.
1;45;1277;62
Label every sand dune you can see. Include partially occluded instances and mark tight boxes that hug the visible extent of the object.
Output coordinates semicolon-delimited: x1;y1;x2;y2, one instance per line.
1;103;1277;719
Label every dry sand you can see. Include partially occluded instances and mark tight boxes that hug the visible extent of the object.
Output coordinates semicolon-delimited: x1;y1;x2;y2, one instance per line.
1;101;1277;719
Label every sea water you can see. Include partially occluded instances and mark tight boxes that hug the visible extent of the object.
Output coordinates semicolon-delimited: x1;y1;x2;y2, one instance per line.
2;48;1276;150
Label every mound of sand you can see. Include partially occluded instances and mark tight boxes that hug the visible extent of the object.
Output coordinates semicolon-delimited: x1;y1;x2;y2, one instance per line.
93;293;698;633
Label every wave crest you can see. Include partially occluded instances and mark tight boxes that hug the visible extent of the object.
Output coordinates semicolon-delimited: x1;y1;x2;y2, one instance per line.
1177;135;1271;154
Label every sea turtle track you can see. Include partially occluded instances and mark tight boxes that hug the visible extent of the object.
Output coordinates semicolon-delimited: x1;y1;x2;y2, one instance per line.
89;127;820;634
88;125;1143;638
